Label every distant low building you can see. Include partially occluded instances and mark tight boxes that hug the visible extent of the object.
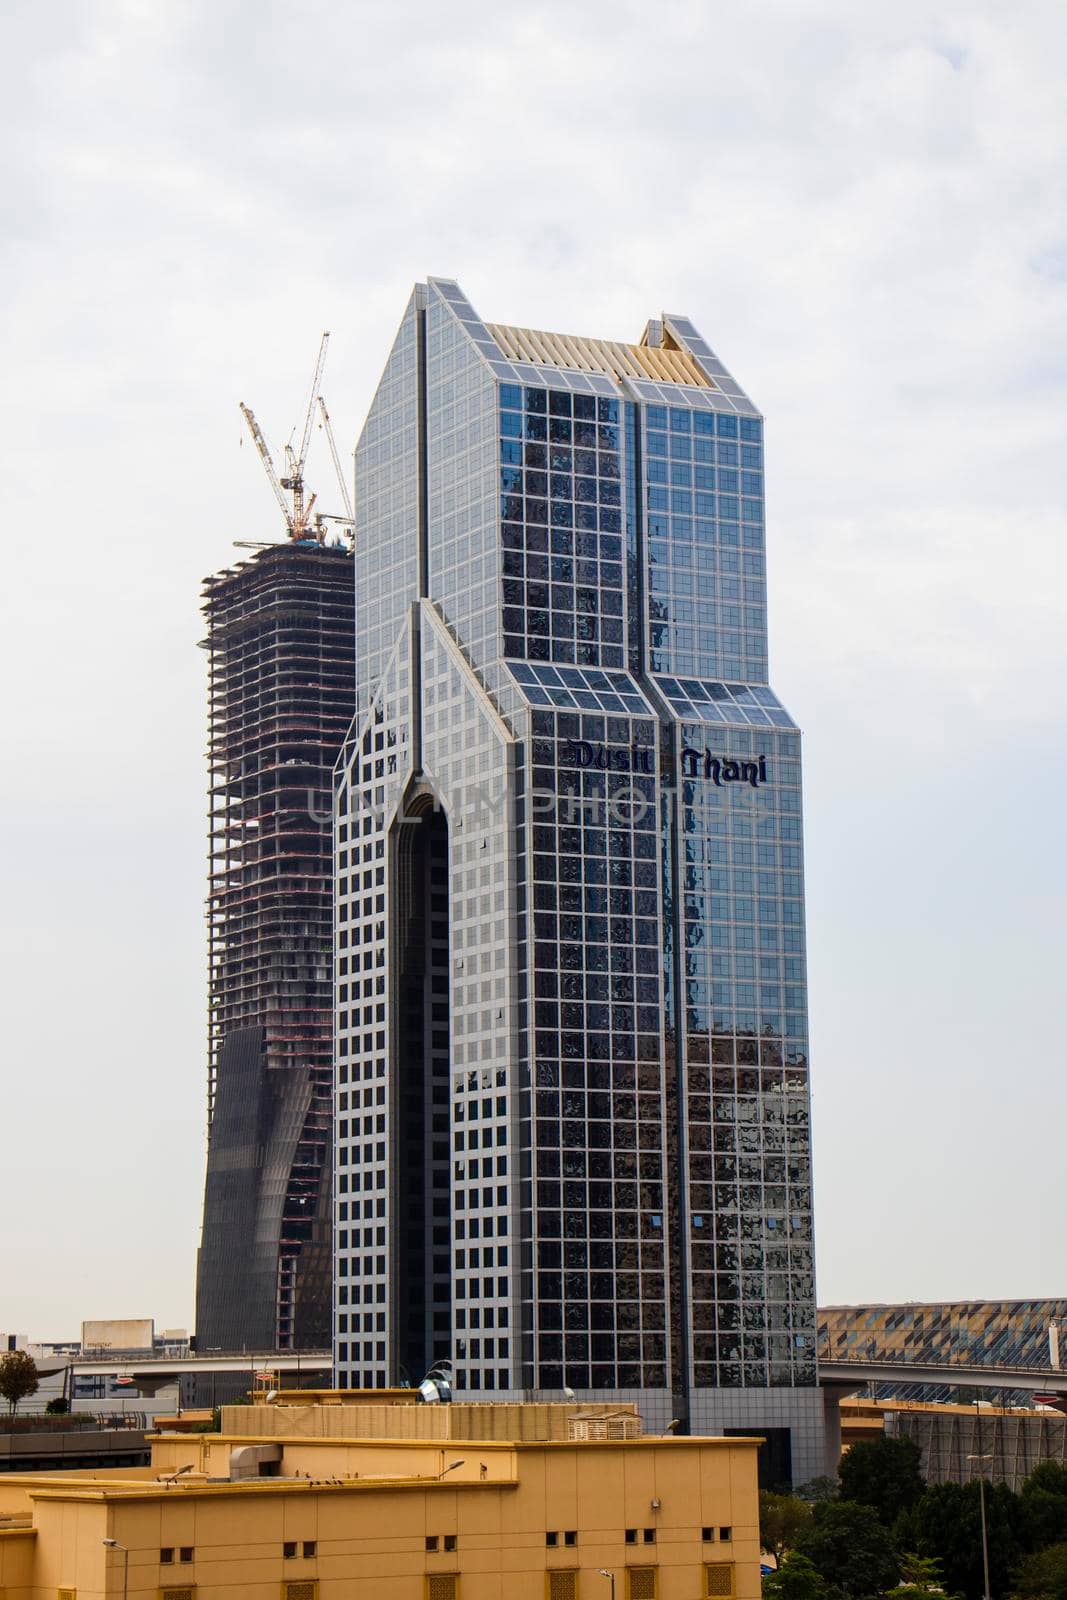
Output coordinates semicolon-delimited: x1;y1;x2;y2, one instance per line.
5;1320;191;1418
839;1397;1067;1492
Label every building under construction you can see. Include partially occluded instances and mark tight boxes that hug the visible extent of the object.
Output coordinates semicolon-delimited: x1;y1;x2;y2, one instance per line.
195;538;354;1352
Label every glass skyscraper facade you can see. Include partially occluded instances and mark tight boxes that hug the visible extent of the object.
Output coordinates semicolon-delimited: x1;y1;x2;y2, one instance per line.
334;281;825;1483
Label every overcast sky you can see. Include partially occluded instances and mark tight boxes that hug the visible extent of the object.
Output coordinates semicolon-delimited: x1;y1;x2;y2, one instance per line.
1;0;1064;1341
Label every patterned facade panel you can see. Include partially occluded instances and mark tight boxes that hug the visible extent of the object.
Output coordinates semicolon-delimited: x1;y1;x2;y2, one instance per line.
820;1300;1067;1368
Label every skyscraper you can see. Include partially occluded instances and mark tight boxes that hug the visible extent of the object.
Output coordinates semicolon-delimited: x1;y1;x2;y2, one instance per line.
334;281;823;1482
196;539;354;1352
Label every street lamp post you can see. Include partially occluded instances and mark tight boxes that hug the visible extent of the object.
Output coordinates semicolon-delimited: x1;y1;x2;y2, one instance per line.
102;1539;129;1600
598;1569;616;1600
966;1453;993;1600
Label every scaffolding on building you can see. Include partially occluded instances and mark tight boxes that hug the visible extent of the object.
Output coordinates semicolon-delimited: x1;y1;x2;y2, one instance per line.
198;539;354;1350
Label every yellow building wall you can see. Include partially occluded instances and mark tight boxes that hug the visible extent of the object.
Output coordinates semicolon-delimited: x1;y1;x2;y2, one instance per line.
9;1438;760;1600
151;1436;519;1484
217;1402;639;1443
0;1528;37;1600
23;1496;109;1600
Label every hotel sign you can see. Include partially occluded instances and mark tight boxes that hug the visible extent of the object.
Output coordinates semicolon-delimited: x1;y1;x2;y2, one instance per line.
564;740;768;788
680;748;767;788
565;740;654;774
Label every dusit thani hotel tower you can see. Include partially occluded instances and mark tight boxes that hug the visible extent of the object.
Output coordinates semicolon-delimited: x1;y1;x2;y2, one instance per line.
335;280;824;1482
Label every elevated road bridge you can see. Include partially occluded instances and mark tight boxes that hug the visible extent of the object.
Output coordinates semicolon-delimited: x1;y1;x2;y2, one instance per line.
820;1356;1067;1407
33;1351;332;1400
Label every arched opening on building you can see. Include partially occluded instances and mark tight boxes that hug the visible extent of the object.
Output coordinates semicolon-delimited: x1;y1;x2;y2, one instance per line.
393;792;452;1383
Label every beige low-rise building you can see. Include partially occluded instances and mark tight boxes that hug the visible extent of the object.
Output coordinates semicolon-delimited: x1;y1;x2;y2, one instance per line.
0;1401;760;1600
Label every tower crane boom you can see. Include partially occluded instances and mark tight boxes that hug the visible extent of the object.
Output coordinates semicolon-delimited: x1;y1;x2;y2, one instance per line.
296;332;330;478
239;403;293;533
317;394;354;522
279;331;331;533
238;332;345;544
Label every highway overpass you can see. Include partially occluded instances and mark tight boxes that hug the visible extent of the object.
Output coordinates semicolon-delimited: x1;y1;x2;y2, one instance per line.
819;1356;1067;1404
33;1351;332;1402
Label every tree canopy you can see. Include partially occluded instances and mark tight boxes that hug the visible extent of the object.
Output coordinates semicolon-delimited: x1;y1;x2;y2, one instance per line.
796;1476;840;1504
761;1492;813;1563
794;1499;901;1598
0;1351;39;1414
778;1445;1067;1600
900;1479;1023;1600
1013;1541;1067;1600
898;1551;945;1589
838;1433;926;1526
1021;1465;1067;1553
762;1551;828;1600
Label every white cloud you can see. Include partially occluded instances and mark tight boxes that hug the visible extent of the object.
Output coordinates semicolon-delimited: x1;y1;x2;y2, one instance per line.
0;0;1064;1332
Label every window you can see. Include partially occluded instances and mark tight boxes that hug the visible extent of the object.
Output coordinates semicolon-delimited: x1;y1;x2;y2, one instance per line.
705;1566;734;1598
443;1534;458;1552
701;1529;713;1542
160;1549;175;1563
282;1585;317;1600
58;1591;76;1600
546;1532;559;1547
563;1530;577;1547
426;1578;457;1600
283;1544;297;1560
178;1550;193;1565
549;1573;578;1600
160;1589;194;1600
642;1529;656;1543
719;1529;732;1543
627;1572;657;1600
302;1544;316;1560
425;1537;439;1552
625;1528;637;1544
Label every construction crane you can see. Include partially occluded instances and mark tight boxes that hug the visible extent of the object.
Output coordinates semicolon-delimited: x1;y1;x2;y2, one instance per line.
281;332;330;531
317;395;354;523
238;332;330;542
238;402;291;529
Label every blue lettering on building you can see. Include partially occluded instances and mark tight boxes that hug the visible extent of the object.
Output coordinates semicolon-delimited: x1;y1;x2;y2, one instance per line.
680;747;768;788
563;740;768;788
565;739;654;774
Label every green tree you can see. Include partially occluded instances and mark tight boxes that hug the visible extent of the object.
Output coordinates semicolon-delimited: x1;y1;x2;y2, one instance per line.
796;1477;840;1504
1013;1542;1067;1600
795;1499;901;1598
839;1434;925;1526
763;1552;828;1600
44;1397;69;1415
1021;1465;1067;1553
761;1492;814;1563
904;1480;1023;1600
0;1351;39;1414
899;1552;945;1588
1025;1467;1067;1499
